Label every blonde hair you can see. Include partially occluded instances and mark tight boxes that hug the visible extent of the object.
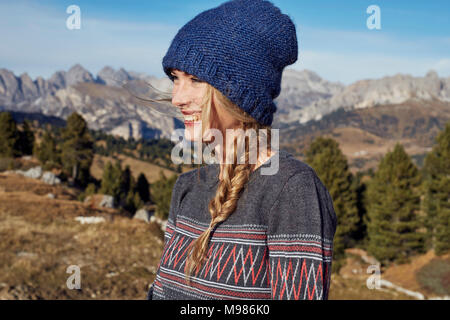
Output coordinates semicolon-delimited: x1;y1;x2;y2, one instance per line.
184;82;272;283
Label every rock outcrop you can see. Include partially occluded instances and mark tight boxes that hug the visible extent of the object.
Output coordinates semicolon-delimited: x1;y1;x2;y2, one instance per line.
13;166;61;185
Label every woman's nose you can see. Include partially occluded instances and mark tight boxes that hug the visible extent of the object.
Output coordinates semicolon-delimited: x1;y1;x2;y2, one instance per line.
171;83;190;108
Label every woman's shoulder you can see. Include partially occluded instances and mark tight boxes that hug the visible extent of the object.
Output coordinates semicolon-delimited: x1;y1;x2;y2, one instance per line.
257;149;319;184
259;150;337;237
278;149;315;172
274;150;332;203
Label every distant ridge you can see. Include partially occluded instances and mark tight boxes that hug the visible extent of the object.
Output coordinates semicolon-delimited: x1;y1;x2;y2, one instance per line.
1;64;449;143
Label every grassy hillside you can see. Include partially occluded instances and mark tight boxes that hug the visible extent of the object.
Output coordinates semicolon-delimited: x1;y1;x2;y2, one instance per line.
329;248;449;300
0;173;164;299
282;99;450;172
91;154;178;184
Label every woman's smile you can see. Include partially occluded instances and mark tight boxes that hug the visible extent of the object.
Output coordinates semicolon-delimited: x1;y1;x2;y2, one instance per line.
182;112;202;125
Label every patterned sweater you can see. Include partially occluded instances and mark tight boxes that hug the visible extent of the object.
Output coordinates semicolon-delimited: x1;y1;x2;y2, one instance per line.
147;149;337;300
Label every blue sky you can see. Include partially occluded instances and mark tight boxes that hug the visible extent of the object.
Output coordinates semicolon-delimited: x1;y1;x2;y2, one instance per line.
1;0;449;84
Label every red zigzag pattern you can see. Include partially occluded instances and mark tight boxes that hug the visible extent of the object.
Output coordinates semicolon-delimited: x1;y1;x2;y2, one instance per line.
154;216;332;300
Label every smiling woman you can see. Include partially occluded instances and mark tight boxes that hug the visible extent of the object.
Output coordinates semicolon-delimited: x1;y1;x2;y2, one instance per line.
146;0;337;300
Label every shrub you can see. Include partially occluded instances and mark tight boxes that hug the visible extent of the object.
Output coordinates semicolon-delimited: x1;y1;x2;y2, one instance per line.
416;258;450;296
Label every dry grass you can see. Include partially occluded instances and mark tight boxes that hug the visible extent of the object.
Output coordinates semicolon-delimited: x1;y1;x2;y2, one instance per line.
328;274;415;300
322;127;433;174
0;173;76;200
328;248;415;300
0;173;164;300
382;250;450;296
90;154;177;183
329;247;450;299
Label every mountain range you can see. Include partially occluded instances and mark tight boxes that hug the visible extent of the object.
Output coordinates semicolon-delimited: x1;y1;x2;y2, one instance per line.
283;70;450;125
0;64;175;140
1;64;450;172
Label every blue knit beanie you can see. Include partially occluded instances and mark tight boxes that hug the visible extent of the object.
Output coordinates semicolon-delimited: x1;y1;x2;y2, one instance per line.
162;0;298;126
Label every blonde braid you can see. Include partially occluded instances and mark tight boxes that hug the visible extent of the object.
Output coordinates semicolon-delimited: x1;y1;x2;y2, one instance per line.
185;120;272;282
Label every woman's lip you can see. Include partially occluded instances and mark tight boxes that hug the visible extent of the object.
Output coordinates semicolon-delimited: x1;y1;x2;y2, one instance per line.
181;111;202;115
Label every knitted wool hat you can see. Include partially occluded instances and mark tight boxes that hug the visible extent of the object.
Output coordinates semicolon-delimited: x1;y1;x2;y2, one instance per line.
162;0;298;126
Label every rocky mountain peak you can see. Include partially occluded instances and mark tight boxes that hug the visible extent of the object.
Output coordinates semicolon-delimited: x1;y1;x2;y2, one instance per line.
97;66;131;87
274;68;345;121
19;73;39;98
65;64;95;87
289;69;450;125
49;71;67;90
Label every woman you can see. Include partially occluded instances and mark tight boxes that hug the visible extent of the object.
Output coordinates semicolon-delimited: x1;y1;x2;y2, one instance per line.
147;0;337;300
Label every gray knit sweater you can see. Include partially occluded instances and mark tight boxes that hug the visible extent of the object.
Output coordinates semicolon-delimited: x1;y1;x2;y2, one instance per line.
147;149;337;300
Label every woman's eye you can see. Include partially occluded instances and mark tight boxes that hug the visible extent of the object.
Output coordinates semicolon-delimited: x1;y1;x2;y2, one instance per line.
171;75;203;83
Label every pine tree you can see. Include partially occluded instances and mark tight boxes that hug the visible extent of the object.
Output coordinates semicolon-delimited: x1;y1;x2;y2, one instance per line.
119;165;133;204
0;112;20;157
99;161;122;202
352;171;368;245
422;122;450;255
151;171;177;219
99;161;144;214
78;182;97;202
305;137;359;273
85;183;97;196
366;143;425;265
136;173;150;203
17;120;35;156
61;112;94;187
124;190;143;215
37;130;60;168
133;192;144;211
124;190;135;214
